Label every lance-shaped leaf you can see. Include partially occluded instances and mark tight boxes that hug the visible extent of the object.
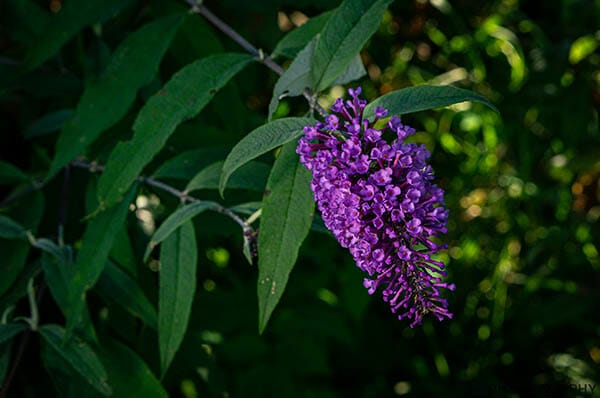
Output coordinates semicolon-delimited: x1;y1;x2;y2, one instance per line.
96;261;158;329
144;201;218;261
23;109;73;140
186;160;270;193
100;339;168;398
0;161;29;185
310;0;392;91
159;221;197;376
0;324;28;344
39;324;112;396
42;248;97;342
269;39;365;120
0;215;26;239
48;14;185;179
363;84;498;119
257;141;314;333
268;40;316;120
97;53;252;208
273;10;333;58
332;55;366;86
219;117;312;196
24;0;131;70
66;186;137;337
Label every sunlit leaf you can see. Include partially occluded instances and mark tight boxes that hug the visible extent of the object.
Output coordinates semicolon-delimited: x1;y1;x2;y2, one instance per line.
220;117;312;196
310;0;392;91
273;10;333;58
269;41;365;120
363;85;498;119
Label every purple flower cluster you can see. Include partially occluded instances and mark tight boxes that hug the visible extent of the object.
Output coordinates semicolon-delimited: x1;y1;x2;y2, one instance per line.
297;87;454;327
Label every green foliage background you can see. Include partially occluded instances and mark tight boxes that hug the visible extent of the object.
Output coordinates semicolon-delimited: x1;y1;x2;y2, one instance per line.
1;0;599;397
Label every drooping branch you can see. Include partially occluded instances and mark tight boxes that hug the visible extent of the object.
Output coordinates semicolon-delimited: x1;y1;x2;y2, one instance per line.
70;159;251;233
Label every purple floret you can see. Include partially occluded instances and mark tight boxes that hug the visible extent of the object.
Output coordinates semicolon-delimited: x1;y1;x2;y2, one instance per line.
297;87;454;327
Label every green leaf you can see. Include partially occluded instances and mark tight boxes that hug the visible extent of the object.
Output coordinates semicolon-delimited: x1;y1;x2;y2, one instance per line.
269;42;365;120
0;215;26;239
331;55;367;86
40;336;103;397
0;161;29;185
39;324;112;396
257;141;314;333
66;186;137;337
97;53;252;208
152;148;229;180
96;261;157;329
109;226;137;277
144;201;218;261
0;323;28;344
48;14;185;179
24;0;131;70
159;221;197;375
186;160;270;193
273;10;333;58
100;339;168;398
41;249;98;342
23;109;73;140
268;39;316;120
310;0;392;91
363;84;498;119
219;117;312;196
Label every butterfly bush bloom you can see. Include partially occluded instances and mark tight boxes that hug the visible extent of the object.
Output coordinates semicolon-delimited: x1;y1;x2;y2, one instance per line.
297;87;454;327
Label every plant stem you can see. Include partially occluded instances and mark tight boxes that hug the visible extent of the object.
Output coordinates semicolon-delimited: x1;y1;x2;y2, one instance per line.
186;1;329;118
71;159;250;233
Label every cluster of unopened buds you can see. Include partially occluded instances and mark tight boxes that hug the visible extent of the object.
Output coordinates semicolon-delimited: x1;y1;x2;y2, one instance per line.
297;87;454;327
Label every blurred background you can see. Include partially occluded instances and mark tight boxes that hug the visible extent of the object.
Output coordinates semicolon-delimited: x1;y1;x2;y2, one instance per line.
1;0;599;397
